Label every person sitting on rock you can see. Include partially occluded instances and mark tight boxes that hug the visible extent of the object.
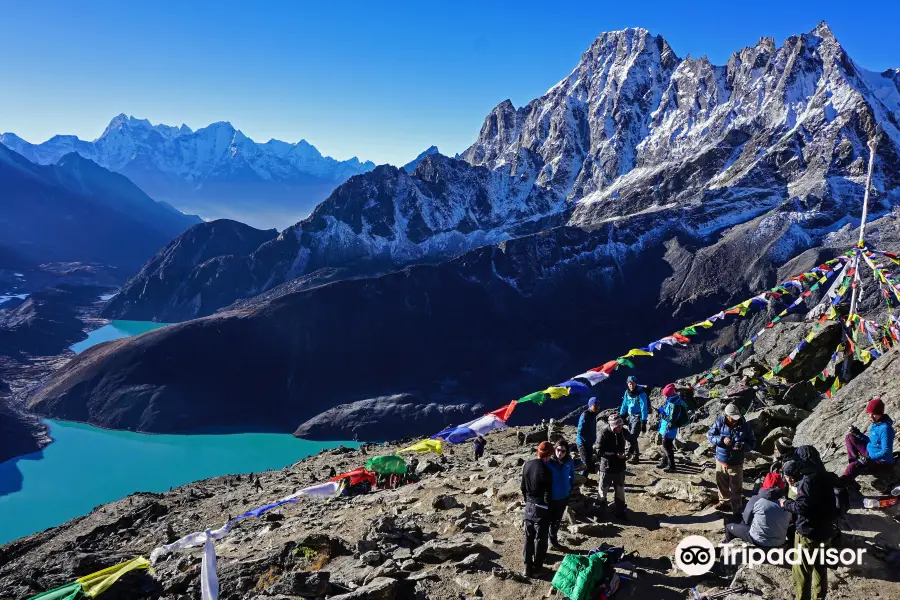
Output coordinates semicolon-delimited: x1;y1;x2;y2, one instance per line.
405;456;419;483
656;384;682;473
619;375;649;464
473;435;487;460
547;438;575;548
779;459;840;600
708;403;756;515
598;413;629;519
521;441;554;577
843;397;895;483
725;472;790;548
577;397;600;476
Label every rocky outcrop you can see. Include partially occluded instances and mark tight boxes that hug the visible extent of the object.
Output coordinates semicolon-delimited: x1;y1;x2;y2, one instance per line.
0;400;49;463
101;220;278;322
795;350;900;473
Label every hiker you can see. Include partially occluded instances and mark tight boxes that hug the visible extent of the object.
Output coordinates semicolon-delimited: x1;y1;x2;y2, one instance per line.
619;375;649;464
779;458;840;600
254;477;263;492
843;397;895;482
473;435;487;460
577;397;600;475
657;384;682;473
598;414;629;518
708;403;756;515
547;438;575;548
521;441;554;577
548;418;566;444
725;472;790;548
406;456;419;482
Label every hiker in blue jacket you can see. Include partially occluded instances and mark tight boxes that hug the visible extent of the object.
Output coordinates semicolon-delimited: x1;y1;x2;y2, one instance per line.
620;376;649;464
708;403;756;515
577;397;600;475
546;438;575;548
844;397;895;482
657;384;681;473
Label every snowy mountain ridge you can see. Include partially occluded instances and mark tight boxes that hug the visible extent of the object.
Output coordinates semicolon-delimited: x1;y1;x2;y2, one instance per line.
105;22;900;321
0;115;377;229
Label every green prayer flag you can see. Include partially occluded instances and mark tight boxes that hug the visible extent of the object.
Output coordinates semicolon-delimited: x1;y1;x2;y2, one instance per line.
365;454;407;475
28;582;82;600
772;364;783;375
517;391;546;405
679;326;698;336
615;358;635;368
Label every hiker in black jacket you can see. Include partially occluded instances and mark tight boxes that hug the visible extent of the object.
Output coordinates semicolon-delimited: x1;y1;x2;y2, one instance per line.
780;458;839;600
521;441;554;577
598;413;629;518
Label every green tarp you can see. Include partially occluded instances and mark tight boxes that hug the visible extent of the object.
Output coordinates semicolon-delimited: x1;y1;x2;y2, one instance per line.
364;454;407;475
551;553;606;600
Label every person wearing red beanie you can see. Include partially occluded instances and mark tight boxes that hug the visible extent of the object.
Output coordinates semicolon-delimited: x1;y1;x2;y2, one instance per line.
521;441;553;577
844;397;895;482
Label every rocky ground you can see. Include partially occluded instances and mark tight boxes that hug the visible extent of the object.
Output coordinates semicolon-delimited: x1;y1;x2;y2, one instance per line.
2;410;897;600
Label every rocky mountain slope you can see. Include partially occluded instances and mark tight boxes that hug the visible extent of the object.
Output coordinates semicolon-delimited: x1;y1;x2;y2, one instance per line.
103;23;900;324
1;116;376;229
1;413;896;599
0;144;201;272
401;146;440;173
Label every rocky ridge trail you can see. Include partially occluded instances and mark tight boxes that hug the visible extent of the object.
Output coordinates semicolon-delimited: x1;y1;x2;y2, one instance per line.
2;416;897;600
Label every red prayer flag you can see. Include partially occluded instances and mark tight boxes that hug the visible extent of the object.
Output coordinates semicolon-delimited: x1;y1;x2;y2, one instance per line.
487;401;517;422
590;360;619;374
780;357;792;368
672;332;691;344
724;307;741;315
330;467;376;487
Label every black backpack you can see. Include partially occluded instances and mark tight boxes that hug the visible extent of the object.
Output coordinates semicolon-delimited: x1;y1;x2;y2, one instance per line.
670;398;693;428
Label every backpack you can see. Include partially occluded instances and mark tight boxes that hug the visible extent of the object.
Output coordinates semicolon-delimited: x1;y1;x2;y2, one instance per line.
670;398;693;428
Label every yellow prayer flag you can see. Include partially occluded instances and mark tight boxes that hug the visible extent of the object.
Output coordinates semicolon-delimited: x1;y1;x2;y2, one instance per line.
397;439;443;455
692;320;715;329
542;386;571;399
77;557;151;597
623;348;653;358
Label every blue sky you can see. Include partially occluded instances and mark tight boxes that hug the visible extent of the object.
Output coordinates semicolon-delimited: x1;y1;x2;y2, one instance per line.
1;0;898;166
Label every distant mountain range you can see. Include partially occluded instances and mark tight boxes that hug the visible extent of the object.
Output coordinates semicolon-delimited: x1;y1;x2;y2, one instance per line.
0;144;201;272
27;23;900;440
1;116;377;230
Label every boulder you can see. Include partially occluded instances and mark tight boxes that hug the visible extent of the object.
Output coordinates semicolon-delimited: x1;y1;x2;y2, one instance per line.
432;495;460;510
647;479;717;507
266;571;331;597
412;538;488;562
750;405;810;438
759;427;794;455
496;480;520;502
795;352;900;472
328;576;414;600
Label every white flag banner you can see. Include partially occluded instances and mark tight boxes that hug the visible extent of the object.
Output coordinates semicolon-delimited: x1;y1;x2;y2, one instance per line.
462;414;507;436
201;536;219;600
573;370;609;385
150;521;233;563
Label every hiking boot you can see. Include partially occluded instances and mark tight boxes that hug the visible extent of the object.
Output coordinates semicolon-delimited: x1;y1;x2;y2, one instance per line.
656;460;668;469
630;455;640;464
523;564;534;578
663;465;676;473
713;501;732;512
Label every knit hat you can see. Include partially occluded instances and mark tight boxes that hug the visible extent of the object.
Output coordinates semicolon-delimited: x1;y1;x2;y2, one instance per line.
588;397;599;409
762;472;786;491
608;414;624;427
537;441;554;458
866;397;885;415
774;437;794;457
626;375;637;384
724;403;741;418
662;383;677;397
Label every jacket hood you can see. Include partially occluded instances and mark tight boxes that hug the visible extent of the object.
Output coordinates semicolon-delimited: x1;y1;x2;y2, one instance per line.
759;486;784;501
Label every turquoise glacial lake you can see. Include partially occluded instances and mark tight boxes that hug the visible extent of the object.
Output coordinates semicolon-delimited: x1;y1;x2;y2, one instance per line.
69;320;170;353
1;322;355;545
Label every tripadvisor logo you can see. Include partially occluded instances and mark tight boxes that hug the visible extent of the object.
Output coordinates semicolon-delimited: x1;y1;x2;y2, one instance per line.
674;535;866;575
